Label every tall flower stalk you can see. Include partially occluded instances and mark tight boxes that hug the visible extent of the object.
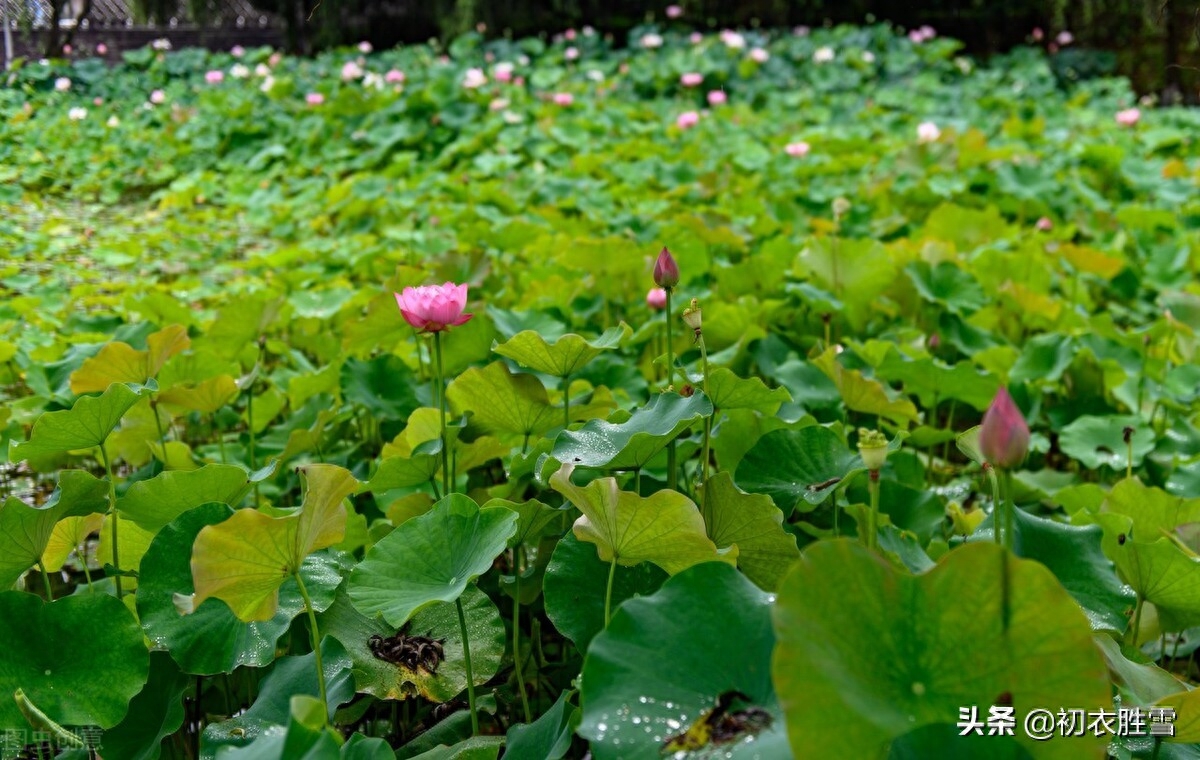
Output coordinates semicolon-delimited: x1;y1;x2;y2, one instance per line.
396;282;474;496
654;248;681;490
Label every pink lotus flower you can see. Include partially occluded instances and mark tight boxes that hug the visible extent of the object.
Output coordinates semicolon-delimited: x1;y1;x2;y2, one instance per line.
565;28;577;40
62;44;72;54
306;92;325;106
205;70;224;84
565;46;579;61
150;89;166;104
707;90;726;106
785;141;810;157
666;4;683;18
92;97;104;106
553;92;574;106
680;72;703;87
647;287;668;310
1116;108;1140;127
653;247;679;288
54;77;71;92
463;68;488;89
1031;27;1044;41
1035;217;1053;231
385;69;405;84
494;62;514;82
676;110;700;129
396;283;474;333
917;121;940;143
689;32;703;44
230;45;245;57
341;61;364;81
358;41;373;54
749;47;769;63
1056;30;1074;46
96;43;108;55
980;387;1030;469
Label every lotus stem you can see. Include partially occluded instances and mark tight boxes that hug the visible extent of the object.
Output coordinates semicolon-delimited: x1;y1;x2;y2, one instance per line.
294;570;327;723
99;442;121;599
604;558;618;628
867;469;880;551
434;332;450;496
665;289;678;490
456;596;479;735
513;552;532;723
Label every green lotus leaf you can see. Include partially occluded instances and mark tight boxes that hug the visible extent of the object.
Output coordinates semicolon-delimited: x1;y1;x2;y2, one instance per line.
404;736;504;760
117;463;251;531
735;426;861;514
812;348;918;425
493;324;631;378
697;471;799;592
905;260;987;315
550;391;712;470
551;463;733;574
481;497;561;548
340;354;421;422
1096;512;1200;632
543;533;668;651
0;470;109;589
10;381;149;460
359;454;441;493
578;562;790;760
190;463;355;621
504;689;579;760
348;494;517;627
0;591;149;730
98;651;189;760
701;367;792;414
321;583;505;703
157;374;239;414
773;539;1112;759
199;638;355;757
1103;478;1200;537
1059;415;1155;471
68;324;189;394
139;503;346;675
875;350;1000;412
446;361;559;438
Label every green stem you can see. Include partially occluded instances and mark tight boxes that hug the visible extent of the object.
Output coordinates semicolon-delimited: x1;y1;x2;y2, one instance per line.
99;442;122;599
151;398;168;475
940;399;958;482
987;466;1002;547
664;288;674;388
1002;469;1015;554
562;375;571;430
214;414;227;464
1127;437;1134;480
294;571;328;723
456;597;479;736
247;386;258;506
39;563;53;601
604;557;618;628
1128;594;1144;648
434;332;450;496
699;335;711;487
634;468;641;496
513;553;532;724
665;289;677;491
867;470;880;551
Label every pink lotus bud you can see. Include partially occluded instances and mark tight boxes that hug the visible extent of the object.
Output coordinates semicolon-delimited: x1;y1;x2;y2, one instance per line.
358;41;373;54
385;69;405;84
690;32;703;44
565;46;579;61
653;247;680;289
96;43;108;55
785;141;810;157
917;121;940;143
749;47;769;63
647;287;667;310
676;110;700;129
980;387;1030;469
205;69;224;84
680;72;703;87
565;28;577;40
553;92;573;106
305;92;325;106
1035;217;1053;231
1031;27;1044;41
93;97;103;106
666;4;683;18
150;89;166;104
63;44;72;54
707;90;726;106
231;45;245;57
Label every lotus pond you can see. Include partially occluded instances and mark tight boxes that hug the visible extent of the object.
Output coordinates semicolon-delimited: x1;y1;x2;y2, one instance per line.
3;18;1200;760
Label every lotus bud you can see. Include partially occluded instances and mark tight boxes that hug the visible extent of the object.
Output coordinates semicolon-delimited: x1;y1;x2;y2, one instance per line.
653;247;680;289
681;298;702;340
979;387;1030;469
857;428;889;471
